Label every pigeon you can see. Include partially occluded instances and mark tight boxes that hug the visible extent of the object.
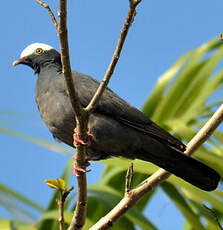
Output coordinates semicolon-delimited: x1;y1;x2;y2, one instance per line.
13;43;220;191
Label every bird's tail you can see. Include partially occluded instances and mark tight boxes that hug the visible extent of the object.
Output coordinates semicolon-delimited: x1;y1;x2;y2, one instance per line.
139;146;220;191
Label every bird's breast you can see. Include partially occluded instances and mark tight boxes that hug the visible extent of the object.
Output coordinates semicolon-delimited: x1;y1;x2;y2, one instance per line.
35;77;75;144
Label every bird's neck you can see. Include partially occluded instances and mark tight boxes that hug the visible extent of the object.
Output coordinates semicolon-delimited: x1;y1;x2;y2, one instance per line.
36;63;62;98
36;61;62;75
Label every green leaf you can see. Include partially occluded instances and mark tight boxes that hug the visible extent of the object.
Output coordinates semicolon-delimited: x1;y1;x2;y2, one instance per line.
182;221;193;230
99;163;156;211
180;46;223;122
40;210;73;224
44;178;66;191
45;179;61;190
0;219;12;230
0;126;73;155
161;183;206;230
0;192;36;223
213;190;223;200
181;186;223;214
88;185;157;230
39;159;73;230
189;201;221;230
142;50;192;117
87;196;135;230
17;224;38;230
0;182;44;212
151;39;221;122
56;178;66;191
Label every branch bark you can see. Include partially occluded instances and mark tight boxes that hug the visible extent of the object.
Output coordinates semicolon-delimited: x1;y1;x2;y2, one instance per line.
90;103;223;230
57;186;74;230
58;197;65;230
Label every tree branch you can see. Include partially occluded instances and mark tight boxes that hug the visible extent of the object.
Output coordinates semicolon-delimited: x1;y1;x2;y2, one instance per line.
37;0;142;229
85;0;142;113
125;163;134;193
36;0;58;30
90;103;223;230
57;186;74;230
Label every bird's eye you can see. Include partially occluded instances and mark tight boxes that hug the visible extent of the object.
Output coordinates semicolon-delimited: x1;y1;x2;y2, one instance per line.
35;48;44;54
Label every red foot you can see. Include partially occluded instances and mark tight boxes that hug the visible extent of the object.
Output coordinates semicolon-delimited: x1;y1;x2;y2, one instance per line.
72;162;86;176
72;155;92;176
73;128;93;147
72;155;91;166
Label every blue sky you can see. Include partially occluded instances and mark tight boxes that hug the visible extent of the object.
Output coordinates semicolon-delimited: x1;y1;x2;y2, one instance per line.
1;0;223;229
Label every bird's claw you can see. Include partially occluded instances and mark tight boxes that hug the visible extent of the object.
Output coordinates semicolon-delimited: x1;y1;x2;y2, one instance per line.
72;162;87;176
72;155;92;176
72;162;91;176
73;128;93;147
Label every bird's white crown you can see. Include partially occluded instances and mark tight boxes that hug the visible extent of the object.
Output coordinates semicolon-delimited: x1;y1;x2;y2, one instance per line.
20;43;54;58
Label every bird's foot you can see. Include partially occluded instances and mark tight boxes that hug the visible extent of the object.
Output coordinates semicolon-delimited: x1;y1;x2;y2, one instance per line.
72;162;87;176
72;155;92;176
73;128;93;147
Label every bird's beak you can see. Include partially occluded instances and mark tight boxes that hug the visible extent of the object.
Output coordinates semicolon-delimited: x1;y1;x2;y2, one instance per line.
12;57;25;67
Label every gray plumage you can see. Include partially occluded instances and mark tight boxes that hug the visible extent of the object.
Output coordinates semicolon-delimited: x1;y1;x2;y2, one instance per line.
13;43;220;191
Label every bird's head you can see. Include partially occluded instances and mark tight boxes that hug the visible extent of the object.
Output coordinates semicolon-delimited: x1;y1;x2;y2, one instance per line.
12;43;61;74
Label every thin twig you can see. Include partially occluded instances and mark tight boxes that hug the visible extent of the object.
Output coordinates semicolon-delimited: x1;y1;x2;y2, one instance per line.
125;163;134;193
36;0;58;30
57;186;74;230
57;198;64;230
203;205;223;230
90;103;223;230
85;0;142;113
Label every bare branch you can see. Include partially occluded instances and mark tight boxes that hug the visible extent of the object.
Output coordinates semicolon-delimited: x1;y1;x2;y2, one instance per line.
57;186;74;230
36;0;58;30
57;198;64;230
125;163;134;193
90;103;223;230
68;144;88;230
85;0;141;113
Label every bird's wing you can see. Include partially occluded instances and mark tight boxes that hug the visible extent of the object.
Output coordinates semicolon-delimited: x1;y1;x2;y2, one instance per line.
73;71;186;151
